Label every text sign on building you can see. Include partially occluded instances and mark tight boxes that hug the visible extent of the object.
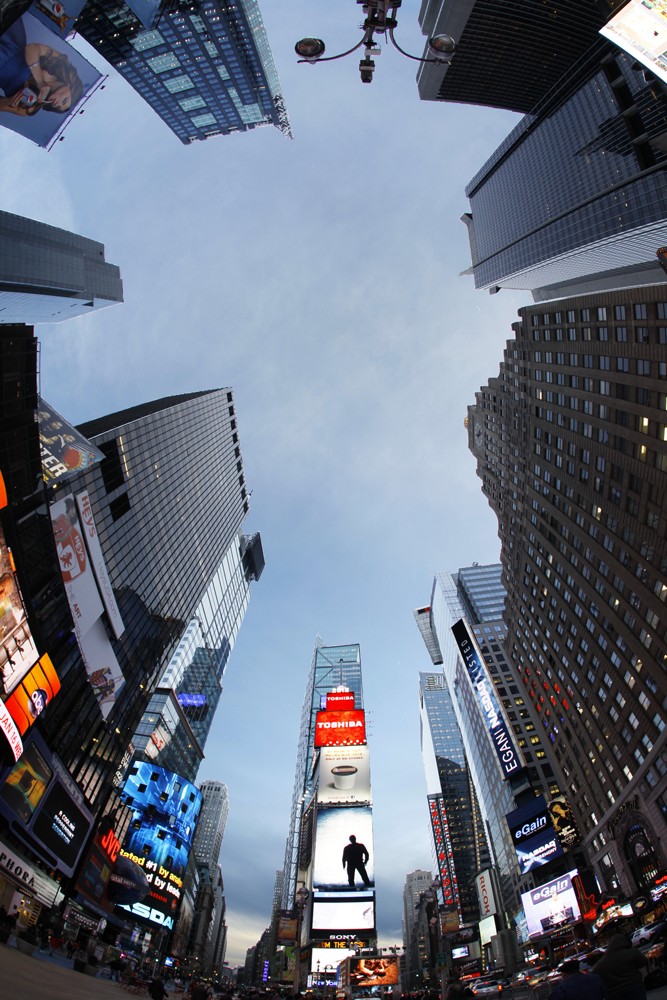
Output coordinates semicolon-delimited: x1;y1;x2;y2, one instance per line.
475;869;497;918
428;794;461;926
451;619;522;778
506;795;563;874
314;710;366;747
326;691;355;711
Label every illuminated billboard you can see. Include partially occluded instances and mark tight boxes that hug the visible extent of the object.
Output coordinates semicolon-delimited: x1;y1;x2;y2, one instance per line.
451;619;522;778
349;957;398;986
326;691;355;711
506;795;563;874
428;794;461;924
317;745;371;804
0;731;93;876
38;400;104;485
600;0;667;85
548;794;582;851
5;653;60;736
311;898;375;931
314;709;366;747
0;515;40;695
520;869;581;939
0;14;102;148
311;946;356;973
313;806;374;891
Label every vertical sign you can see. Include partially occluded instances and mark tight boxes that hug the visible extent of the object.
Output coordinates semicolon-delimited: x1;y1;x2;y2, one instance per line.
75;491;125;639
428;794;461;930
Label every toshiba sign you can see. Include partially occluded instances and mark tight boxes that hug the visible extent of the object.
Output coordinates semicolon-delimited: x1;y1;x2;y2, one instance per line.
314;710;366;747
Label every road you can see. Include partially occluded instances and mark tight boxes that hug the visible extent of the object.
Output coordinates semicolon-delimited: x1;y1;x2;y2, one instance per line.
0;944;123;1000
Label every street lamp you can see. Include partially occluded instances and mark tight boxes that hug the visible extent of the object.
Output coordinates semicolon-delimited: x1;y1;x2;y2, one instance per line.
295;0;455;83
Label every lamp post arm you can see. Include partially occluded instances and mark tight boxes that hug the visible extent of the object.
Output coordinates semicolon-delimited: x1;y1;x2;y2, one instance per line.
298;31;371;63
387;28;446;63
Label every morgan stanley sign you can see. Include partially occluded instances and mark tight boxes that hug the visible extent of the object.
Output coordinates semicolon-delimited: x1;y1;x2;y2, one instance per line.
451;619;523;779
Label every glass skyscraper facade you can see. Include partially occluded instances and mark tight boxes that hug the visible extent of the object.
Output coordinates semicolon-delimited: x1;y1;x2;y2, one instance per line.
463;43;667;300
74;0;292;144
456;563;505;624
281;640;363;909
0;210;123;323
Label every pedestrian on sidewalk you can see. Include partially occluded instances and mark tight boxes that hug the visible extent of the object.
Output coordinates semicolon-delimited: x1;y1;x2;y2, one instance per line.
149;976;169;999
550;960;606;1000
592;933;648;1000
48;933;64;956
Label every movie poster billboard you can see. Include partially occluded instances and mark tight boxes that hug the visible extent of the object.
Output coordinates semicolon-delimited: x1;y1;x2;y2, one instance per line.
78;618;126;719
520;869;581;939
0;519;40;695
38;400;105;485
76;491;125;639
600;0;667;85
0;14;102;148
313;805;374;891
50;494;103;641
349;957;398;986
317;745;371;805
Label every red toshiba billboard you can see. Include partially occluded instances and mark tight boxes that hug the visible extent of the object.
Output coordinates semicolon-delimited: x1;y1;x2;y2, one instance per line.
315;710;366;747
326;691;355;711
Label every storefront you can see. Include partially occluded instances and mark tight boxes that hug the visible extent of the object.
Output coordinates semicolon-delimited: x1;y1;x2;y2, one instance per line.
0;834;63;931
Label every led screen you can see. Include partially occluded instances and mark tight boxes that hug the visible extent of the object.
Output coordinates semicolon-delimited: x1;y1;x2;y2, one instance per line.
31;780;91;869
314;709;366;747
311;899;375;931
313;806;374;892
317;745;371;805
600;0;667;85
452;946;469;959
311;947;355;973
520;869;581;939
506;795;563;874
5;653;60;736
0;739;52;822
0;14;102;148
349;958;398;986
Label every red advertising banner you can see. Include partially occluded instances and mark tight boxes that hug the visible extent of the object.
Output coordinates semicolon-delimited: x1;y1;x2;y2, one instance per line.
326;691;355;711
315;709;365;747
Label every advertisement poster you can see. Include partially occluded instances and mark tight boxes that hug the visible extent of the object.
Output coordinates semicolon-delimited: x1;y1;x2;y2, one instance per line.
0;701;22;762
314;709;366;747
171;893;194;957
311;946;355;974
75;490;125;639
4;652;61;735
29;0;87;39
520;869;581;939
0;14;102;148
51;494;103;641
313;805;374;891
548;794;582;850
311;898;375;931
38;400;105;484
506;795;563;874
317;745;371;804
349;957;398;986
429;794;461;921
0;519;40;695
600;0;667;85
0;738;52;822
78;617;126;719
32;780;92;869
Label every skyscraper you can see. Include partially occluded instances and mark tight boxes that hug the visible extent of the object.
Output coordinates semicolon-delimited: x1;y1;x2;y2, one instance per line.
467;285;667;900
461;43;667;300
74;0;292;144
194;780;230;868
0;210;123;323
402;869;432;989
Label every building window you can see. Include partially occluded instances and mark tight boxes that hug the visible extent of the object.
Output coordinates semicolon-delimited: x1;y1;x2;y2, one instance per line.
147;53;182;73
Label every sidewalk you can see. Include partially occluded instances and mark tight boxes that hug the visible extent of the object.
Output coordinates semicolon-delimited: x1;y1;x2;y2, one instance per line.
0;942;123;1000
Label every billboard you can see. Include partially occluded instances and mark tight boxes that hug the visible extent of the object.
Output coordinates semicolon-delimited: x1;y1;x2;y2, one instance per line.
428;795;461;924
520;869;581;939
0;701;22;763
0;516;40;695
0;15;102;148
313;805;374;891
278;910;298;942
506;795;563;874
311;946;356;973
0;731;94;876
451;619;522;778
548;794;582;850
600;0;667;85
317;745;371;804
76;491;125;639
78;618;126;719
311;898;375;931
4;652;60;735
38;400;104;485
326;691;355;711
30;0;88;38
349;957;398;986
315;709;365;747
475;869;498;918
171;891;194;954
51;494;103;641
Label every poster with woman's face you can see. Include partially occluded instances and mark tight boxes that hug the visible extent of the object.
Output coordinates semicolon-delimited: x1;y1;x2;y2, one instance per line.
0;14;101;147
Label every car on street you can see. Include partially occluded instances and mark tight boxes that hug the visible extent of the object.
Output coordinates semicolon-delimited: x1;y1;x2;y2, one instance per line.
632;921;665;947
471;980;503;996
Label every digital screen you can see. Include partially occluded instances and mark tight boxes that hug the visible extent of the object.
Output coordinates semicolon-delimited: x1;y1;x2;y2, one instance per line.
313;806;374;892
314;709;366;747
5;653;61;736
317;745;371;805
311;947;356;973
521;869;581;939
32;781;91;869
177;693;206;707
311;899;375;931
349;958;398;986
0;739;52;823
506;795;563;874
164;957;174;967
76;842;112;903
452;946;469;959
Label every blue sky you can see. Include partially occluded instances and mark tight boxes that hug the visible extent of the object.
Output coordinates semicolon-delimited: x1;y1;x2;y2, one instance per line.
0;0;529;966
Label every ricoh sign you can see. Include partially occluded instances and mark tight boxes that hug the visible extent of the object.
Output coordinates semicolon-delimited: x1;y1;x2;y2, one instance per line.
451;619;522;779
475;869;497;918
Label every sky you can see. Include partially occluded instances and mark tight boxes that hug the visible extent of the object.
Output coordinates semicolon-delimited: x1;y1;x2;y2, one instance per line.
0;0;530;967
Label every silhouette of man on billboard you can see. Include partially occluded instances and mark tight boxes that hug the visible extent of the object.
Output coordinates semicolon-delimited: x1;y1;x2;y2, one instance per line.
342;835;371;888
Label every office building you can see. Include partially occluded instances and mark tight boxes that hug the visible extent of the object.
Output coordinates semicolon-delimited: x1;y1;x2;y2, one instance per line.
414;565;562;917
402;869;432;989
193;781;229;867
280;639;364;909
467;284;667;899
0;210;123;323
419;672;489;925
74;0;292;145
416;0;612;112
206;865;228;975
460;41;667;300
